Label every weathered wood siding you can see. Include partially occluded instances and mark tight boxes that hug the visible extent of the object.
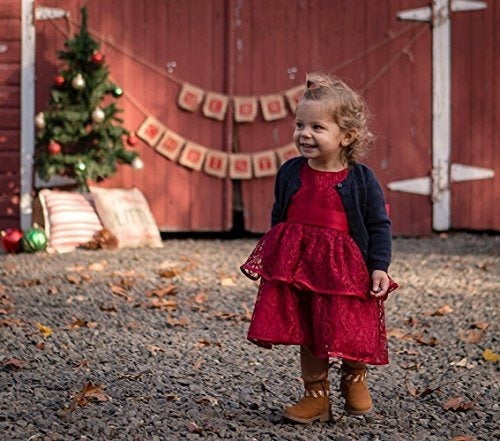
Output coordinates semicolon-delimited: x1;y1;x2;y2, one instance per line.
451;0;499;230
0;0;21;229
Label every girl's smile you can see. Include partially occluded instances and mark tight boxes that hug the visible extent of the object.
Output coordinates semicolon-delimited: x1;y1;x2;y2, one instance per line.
293;99;351;171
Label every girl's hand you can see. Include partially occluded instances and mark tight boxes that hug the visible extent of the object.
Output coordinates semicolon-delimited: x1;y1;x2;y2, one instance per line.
370;270;390;298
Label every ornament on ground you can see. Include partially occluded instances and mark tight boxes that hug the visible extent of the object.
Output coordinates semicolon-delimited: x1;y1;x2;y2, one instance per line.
21;226;47;253
1;228;23;253
71;73;86;90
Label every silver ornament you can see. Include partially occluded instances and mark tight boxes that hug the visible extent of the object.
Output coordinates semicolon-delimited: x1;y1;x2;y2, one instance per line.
71;73;86;90
132;157;144;170
91;107;105;123
35;112;46;129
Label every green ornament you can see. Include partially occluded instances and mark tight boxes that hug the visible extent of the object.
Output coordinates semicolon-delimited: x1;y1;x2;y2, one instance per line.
21;226;47;253
112;86;123;97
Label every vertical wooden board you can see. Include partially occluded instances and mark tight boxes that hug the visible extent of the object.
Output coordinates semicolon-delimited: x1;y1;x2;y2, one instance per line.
0;0;20;18
0;18;22;40
451;1;498;230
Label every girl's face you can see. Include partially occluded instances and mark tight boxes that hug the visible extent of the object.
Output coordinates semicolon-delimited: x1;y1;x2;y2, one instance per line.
293;99;350;171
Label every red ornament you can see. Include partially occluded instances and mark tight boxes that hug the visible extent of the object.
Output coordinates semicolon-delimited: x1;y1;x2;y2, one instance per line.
1;228;23;253
127;132;139;146
54;75;65;87
48;140;62;155
91;52;105;65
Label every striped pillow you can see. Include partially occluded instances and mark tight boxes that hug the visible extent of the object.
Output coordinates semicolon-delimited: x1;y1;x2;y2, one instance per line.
39;189;103;253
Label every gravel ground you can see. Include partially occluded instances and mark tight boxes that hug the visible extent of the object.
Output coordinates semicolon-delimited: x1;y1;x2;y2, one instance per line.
0;232;498;441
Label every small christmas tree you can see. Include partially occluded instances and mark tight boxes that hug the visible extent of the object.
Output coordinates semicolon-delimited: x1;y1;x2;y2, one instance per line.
35;7;140;191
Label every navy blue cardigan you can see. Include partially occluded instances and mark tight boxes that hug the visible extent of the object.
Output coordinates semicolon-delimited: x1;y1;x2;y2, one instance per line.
271;156;392;273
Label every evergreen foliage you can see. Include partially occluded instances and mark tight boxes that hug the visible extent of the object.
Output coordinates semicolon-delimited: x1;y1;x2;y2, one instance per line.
35;7;137;191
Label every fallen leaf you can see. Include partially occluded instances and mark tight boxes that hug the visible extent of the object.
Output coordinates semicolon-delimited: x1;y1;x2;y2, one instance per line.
404;316;420;328
449;436;476;441
36;322;52;338
405;378;443;398
65;317;98;329
1;358;26;369
195;339;222;349
99;303;117;313
65;265;86;272
0;308;13;315
482;348;499;362
88;260;107;271
188;421;202;434
73;359;90;370
147;345;166;356
413;334;439;346
458;329;484;344
450;357;475;369
66;274;82;284
159;267;184;278
443;397;475;411
110;285;133;301
195;396;218;406
145;284;177;298
0;318;24;327
47;286;58;295
165;394;180;401
471;321;488;330
0;294;11;305
146;298;177;311
220;276;236;286
35;342;45;350
16;278;41;287
192;291;207;304
387;328;408;339
67;382;110;413
194;357;204;369
431;305;454;316
166;316;189;327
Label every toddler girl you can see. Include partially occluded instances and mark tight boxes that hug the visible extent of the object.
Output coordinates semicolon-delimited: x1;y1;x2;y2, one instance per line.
241;73;398;424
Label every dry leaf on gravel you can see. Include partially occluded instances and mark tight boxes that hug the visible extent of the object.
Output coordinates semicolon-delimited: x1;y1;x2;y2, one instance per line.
1;358;26;369
146;298;177;311
482;349;499;362
0;318;24;328
443;397;475;411
405;378;443;398
159;267;184;278
65;317;98;330
66;274;82;284
16;278;41;287
449;436;476;441
220;276;236;286
47;286;58;295
35;342;45;350
195;339;222;349
192;291;207;304
147;345;166;356
65;265;86;272
67;382;110;413
458;329;485;344
166;316;190;327
188;421;203;434
88;260;107;271
195;396;218;406
430;305;454;316
472;321;489;330
165;394;180;401
145;284;177;298
110;285;133;302
99;303;117;313
194;357;204;369
36;322;52;338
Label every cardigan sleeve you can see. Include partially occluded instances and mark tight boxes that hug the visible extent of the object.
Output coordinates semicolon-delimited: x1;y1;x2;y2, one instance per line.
364;171;392;272
270;166;283;227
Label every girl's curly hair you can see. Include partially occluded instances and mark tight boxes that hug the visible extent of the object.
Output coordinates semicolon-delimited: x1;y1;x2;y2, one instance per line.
300;72;374;164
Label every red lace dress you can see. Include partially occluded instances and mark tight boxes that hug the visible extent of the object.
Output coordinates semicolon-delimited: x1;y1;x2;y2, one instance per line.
241;162;395;365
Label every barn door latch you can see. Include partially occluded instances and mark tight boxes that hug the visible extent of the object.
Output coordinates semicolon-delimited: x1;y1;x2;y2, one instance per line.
35;6;70;21
396;0;487;22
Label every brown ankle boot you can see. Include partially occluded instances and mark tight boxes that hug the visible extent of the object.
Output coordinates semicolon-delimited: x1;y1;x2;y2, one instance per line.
282;379;331;424
340;363;372;415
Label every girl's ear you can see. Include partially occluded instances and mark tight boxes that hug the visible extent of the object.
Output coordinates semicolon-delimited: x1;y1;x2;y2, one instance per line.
342;130;357;146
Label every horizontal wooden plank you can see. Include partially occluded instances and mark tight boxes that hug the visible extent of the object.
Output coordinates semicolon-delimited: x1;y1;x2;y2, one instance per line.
0;216;19;230
0;151;20;171
0;173;19;195
0;85;20;106
0;108;20;129
0;63;20;85
0;41;20;63
0;1;20;19
0;194;20;218
0;129;20;150
0;18;21;40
